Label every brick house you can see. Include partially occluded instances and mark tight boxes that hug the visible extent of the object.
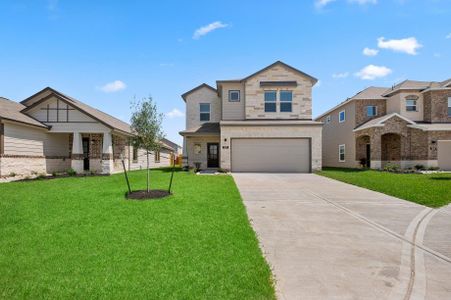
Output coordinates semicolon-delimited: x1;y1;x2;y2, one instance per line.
315;79;451;170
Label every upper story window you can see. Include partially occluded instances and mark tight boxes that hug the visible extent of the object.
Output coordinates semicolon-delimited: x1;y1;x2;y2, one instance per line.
448;97;451;117
325;115;331;124
228;90;240;102
199;103;210;121
264;91;277;112
280;91;293;112
366;106;377;117
339;110;346;123
406;99;417;112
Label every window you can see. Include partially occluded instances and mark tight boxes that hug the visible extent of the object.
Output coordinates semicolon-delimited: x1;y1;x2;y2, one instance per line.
132;146;138;162
228;90;240;102
406;99;417;112
264;91;277;112
339;110;346;123
366;106;377;117
448;97;451;117
325;115;331;124
339;144;345;162
199;103;210;121
280;91;293;112
154;150;160;163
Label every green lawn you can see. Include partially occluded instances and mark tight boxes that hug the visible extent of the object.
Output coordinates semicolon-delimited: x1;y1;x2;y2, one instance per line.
0;169;274;299
318;168;451;208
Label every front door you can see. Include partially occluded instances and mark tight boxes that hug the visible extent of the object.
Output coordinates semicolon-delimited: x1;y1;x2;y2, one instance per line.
366;144;371;168
207;143;219;168
82;137;90;171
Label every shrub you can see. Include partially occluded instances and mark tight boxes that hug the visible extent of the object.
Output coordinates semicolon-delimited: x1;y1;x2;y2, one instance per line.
359;158;367;168
428;166;440;171
67;168;77;176
414;164;425;171
383;163;400;173
194;162;201;173
52;171;57;177
217;168;229;173
9;172;16;177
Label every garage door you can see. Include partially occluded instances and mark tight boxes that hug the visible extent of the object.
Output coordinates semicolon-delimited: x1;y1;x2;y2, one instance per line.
231;138;311;173
438;140;451;171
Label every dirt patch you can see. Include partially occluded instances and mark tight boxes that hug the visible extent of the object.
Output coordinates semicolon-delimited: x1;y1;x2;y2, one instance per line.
126;190;171;200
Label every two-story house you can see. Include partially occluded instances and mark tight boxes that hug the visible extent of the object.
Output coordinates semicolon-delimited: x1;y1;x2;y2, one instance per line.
315;79;451;170
179;61;323;173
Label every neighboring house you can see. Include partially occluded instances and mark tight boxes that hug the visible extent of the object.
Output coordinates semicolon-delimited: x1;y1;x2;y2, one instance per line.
315;79;451;170
179;61;323;173
161;138;182;156
0;87;176;177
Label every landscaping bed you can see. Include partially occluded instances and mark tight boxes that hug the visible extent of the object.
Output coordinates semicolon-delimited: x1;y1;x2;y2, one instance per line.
0;168;275;299
317;167;451;208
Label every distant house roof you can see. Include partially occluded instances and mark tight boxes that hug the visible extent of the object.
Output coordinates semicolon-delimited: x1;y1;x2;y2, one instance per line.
382;80;443;96
181;83;217;102
0;97;48;129
161;138;181;151
21;87;133;135
179;122;220;136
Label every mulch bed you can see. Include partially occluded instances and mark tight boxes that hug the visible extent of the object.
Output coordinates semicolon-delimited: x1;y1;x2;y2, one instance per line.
126;190;171;200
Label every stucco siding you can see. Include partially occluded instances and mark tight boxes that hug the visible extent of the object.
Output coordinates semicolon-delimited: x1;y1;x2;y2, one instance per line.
221;82;245;120
386;92;424;122
244;64;313;120
185;87;221;130
320;101;358;168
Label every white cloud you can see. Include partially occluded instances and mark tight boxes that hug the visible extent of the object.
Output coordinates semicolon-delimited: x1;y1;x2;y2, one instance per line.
99;80;126;93
348;0;377;4
193;21;228;39
315;0;336;8
377;37;422;55
355;65;392;80
447;33;451;39
332;72;349;79
166;108;185;118
363;47;379;56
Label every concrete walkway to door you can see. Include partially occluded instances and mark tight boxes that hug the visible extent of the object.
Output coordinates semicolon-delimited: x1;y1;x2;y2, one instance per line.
232;173;451;300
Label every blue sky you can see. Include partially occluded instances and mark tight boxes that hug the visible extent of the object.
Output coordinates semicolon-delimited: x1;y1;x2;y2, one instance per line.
0;0;450;145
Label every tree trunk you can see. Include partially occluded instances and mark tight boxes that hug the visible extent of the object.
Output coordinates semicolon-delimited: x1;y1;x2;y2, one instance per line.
146;151;150;193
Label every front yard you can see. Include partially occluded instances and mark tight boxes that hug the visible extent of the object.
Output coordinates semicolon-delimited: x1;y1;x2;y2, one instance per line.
0;169;274;299
318;168;451;208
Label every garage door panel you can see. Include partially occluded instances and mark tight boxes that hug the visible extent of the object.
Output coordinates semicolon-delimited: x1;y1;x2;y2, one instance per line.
438;141;451;171
231;138;310;173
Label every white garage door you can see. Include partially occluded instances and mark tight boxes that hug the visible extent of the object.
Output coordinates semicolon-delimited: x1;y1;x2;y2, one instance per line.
438;140;451;171
231;138;311;173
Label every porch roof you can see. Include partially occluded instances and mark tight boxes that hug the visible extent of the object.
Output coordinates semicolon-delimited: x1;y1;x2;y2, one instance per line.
179;122;220;136
353;113;416;132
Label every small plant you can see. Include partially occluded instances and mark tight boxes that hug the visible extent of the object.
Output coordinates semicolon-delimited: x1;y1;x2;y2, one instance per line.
428;166;440;171
359;158;367;168
52;171;57;177
217;168;229;173
383;163;400;173
90;170;97;175
31;170;38;175
9;172;16;177
414;164;425;171
194;162;201;173
67;168;77;176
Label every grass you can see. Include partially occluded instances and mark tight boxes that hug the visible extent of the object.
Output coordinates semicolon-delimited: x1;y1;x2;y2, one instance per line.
317;167;451;208
0;169;275;299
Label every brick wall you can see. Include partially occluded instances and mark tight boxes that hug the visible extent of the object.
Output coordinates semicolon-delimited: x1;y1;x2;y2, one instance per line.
423;90;451;123
355;99;387;127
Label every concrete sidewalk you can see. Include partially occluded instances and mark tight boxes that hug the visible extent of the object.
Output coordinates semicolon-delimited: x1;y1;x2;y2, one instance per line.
232;173;451;300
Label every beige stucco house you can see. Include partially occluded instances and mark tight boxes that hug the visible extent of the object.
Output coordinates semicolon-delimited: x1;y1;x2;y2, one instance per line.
0;87;178;177
180;61;323;173
315;79;451;170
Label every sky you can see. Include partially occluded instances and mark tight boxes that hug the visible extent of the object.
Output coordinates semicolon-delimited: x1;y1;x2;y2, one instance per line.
0;0;450;145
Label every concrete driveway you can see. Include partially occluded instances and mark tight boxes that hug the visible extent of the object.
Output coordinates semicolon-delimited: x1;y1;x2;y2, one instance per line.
232;173;451;300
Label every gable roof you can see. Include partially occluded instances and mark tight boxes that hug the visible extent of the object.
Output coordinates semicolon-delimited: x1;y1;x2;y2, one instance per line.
181;83;217;102
382;80;441;96
21;87;132;135
242;61;318;84
179;122;220;136
0;97;48;129
353;113;416;132
315;86;387;121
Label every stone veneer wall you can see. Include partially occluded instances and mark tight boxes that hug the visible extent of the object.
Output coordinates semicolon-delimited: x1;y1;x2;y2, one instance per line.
355;99;387;127
423;90;451;123
185;136;221;170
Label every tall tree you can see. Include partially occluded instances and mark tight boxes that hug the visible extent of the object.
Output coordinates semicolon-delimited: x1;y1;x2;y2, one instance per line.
130;96;165;193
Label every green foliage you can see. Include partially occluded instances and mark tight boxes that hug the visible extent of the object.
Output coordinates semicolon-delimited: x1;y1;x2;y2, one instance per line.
0;169;275;299
318;167;451;207
383;163;400;173
66;168;77;176
414;164;425;171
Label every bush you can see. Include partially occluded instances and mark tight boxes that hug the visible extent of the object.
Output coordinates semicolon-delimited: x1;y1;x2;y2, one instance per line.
67;168;77;176
359;158;368;168
194;162;201;173
383;163;400;173
414;164;425;171
217;168;229;173
428;166;440;171
9;172;16;177
52;171;57;177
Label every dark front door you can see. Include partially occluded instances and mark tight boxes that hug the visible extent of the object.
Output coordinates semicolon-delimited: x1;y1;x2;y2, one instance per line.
82;137;90;171
207;143;219;168
366;144;371;168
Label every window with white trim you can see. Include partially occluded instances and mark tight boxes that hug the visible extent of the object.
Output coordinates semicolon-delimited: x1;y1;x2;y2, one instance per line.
339;144;345;162
325;115;331;124
264;91;277;112
280;91;293;112
339;110;346;123
229;90;240;102
448;97;451;117
199;103;210;121
366;106;377;117
406;99;417;112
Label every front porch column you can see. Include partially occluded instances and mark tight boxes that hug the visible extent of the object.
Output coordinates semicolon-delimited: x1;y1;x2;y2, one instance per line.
71;132;84;173
101;132;114;174
370;134;382;169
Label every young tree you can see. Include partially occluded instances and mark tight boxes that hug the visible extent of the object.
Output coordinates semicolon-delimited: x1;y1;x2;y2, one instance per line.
130;96;165;193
